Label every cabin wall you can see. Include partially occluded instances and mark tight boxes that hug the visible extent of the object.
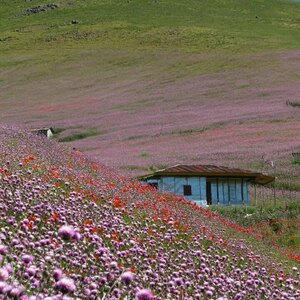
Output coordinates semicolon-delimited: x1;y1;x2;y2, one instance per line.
145;176;250;206
150;176;207;206
209;178;250;205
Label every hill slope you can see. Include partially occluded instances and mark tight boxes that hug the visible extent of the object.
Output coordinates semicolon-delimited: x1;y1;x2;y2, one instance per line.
0;126;299;299
1;1;300;186
2;0;300;52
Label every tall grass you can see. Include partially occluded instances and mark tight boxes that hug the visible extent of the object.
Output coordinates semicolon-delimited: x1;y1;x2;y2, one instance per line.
209;200;300;256
210;203;300;227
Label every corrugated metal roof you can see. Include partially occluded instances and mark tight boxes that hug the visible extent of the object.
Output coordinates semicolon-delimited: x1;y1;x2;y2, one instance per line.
138;164;275;185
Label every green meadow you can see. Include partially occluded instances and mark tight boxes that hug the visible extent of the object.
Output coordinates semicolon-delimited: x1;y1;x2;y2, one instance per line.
1;0;300;88
1;0;300;112
1;0;300;59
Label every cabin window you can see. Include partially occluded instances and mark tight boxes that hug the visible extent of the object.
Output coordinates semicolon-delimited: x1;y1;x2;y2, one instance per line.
183;185;192;196
149;182;158;189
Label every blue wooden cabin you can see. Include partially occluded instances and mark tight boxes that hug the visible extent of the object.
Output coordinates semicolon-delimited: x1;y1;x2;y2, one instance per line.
138;165;274;206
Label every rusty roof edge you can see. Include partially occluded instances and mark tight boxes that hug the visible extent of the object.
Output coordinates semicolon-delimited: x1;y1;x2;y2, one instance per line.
136;164;275;184
254;174;275;185
159;164;260;172
153;164;264;176
138;173;275;185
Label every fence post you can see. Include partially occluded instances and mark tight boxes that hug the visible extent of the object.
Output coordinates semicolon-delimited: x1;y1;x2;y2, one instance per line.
273;182;276;207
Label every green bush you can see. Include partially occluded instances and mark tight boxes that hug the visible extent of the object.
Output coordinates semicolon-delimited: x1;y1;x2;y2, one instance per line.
58;130;98;142
270;221;283;233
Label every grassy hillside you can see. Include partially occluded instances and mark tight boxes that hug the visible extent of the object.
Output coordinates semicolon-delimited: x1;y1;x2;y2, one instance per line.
1;1;300;190
1;0;300;52
0;126;299;299
209;204;300;260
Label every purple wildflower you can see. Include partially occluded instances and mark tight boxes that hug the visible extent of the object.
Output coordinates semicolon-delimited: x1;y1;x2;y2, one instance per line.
9;286;25;298
0;245;7;255
136;289;153;300
53;268;64;281
0;281;9;294
73;231;81;241
0;268;9;281
121;271;135;285
58;225;75;241
56;277;76;294
110;261;118;269
26;266;37;277
22;255;34;264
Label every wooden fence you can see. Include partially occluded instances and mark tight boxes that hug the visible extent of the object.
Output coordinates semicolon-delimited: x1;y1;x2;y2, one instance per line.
249;184;300;207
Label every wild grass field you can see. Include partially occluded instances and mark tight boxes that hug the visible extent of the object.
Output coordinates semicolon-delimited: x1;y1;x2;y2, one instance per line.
1;2;300;297
1;2;300;184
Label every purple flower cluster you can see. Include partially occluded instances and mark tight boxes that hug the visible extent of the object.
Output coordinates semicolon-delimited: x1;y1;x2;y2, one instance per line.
55;277;76;294
121;271;135;285
58;225;75;240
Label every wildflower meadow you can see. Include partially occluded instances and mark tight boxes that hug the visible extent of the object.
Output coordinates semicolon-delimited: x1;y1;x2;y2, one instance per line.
0;126;299;299
1;1;300;298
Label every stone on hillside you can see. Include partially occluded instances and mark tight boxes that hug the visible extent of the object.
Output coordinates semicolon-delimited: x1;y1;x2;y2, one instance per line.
25;3;58;15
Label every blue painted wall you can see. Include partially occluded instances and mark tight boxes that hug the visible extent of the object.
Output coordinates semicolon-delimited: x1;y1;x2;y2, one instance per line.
145;176;250;206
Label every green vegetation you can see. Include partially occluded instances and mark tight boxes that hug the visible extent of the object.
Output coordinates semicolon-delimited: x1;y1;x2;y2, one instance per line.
1;0;300;115
278;225;300;248
288;101;300;108
274;180;300;191
1;0;300;82
58;129;99;142
52;127;66;135
292;157;300;165
1;0;300;54
210;204;300;227
140;151;151;158
209;203;300;255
